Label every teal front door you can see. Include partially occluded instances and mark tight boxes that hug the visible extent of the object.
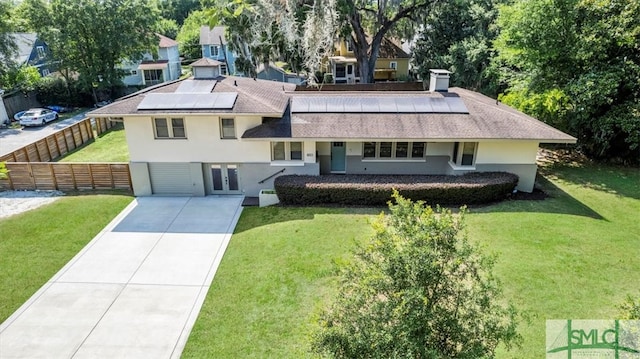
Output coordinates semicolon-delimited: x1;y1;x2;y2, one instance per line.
331;142;346;172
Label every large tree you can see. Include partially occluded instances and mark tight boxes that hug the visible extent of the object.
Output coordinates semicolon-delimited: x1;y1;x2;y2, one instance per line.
312;192;520;358
0;0;16;77
494;0;640;161
22;0;160;101
337;0;437;83
412;0;503;94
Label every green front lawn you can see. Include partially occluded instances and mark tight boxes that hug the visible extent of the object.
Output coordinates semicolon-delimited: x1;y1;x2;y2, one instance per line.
184;162;640;358
0;193;133;323
57;126;129;162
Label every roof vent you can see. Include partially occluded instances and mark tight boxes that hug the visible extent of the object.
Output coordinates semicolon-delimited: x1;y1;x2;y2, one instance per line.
429;69;451;92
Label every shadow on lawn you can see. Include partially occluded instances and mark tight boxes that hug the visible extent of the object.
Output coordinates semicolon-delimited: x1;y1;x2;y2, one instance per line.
467;175;605;220
540;162;640;201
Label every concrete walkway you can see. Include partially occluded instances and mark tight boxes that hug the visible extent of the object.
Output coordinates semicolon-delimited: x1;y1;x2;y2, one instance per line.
0;196;244;358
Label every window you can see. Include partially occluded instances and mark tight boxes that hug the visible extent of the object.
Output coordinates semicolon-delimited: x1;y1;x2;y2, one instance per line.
220;118;235;139
411;142;425;158
346;41;353;52
144;69;164;85
154;118;186;139
41;69;50;76
271;142;304;161
335;64;346;78
220;64;227;75
36;46;45;59
362;142;427;159
130;70;138;76
210;45;219;57
452;142;477;166
396;142;408;158
389;61;398;70
379;142;392;158
363;142;376;158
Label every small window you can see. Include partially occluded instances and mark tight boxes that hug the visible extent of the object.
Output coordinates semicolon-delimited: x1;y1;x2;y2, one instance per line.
411;142;425;158
396;142;408;158
389;61;398;70
42;69;50;76
379;142;392;158
272;142;286;160
452;142;476;166
154;118;169;138
36;46;45;59
220;64;227;75
363;142;376;158
220;118;235;139
154;118;186;139
346;40;353;52
290;142;303;160
211;45;219;57
171;118;185;138
130;70;138;76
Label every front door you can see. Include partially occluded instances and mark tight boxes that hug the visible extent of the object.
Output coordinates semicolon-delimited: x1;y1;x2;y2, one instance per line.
211;164;241;194
331;142;346;173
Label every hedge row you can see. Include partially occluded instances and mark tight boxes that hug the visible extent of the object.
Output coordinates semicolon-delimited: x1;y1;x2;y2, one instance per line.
273;172;519;206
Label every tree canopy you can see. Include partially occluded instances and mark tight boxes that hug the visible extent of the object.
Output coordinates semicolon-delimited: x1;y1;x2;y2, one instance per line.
313;192;520;358
22;0;160;101
0;0;16;77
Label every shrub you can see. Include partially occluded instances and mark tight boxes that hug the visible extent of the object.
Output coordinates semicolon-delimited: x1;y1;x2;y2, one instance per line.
274;172;519;206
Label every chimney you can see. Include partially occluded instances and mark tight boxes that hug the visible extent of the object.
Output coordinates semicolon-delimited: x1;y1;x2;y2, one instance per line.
429;69;452;92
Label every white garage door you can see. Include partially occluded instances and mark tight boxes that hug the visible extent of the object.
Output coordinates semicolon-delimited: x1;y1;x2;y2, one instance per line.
149;163;193;195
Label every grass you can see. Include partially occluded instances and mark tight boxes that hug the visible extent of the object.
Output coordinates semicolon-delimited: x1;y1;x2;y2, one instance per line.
57;126;129;162
184;162;640;358
0;193;133;323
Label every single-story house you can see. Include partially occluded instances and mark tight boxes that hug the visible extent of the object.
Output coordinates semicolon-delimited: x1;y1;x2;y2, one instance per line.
88;67;576;197
256;62;306;85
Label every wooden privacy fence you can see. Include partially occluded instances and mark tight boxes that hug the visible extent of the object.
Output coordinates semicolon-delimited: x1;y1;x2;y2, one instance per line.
0;117;116;163
0;162;132;191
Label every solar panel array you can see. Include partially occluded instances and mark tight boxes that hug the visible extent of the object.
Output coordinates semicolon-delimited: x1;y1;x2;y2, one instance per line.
137;92;237;110
175;80;217;93
290;96;469;114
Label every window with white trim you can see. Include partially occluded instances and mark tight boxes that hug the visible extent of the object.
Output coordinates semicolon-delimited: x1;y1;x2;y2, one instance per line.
389;61;397;69
362;142;426;159
346;40;353;52
220;118;235;139
271;141;304;161
220;64;227;75
130;70;138;76
36;46;45;59
42;69;50;76
210;45;219;57
154;118;186;139
452;142;477;166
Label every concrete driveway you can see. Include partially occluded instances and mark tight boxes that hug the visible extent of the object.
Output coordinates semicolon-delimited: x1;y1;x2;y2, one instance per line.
0;196;243;358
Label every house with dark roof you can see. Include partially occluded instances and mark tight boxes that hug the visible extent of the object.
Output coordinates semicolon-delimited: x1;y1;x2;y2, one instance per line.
199;26;238;75
328;38;411;83
120;34;181;87
88;68;575;197
256;62;306;85
9;33;55;77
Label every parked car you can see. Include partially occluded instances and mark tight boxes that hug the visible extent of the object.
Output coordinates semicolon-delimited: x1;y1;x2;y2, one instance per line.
19;108;59;127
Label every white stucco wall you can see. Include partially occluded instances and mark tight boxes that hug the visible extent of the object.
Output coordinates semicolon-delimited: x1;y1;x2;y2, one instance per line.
124;115;316;164
475;141;539;164
125;115;267;163
426;142;454;156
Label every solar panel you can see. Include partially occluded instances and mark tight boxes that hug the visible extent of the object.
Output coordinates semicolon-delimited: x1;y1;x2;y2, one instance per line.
176;80;216;93
289;95;469;114
445;97;469;113
137;93;237;110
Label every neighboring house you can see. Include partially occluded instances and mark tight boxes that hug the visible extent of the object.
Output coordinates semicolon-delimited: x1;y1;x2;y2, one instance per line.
10;33;55;77
199;26;238;75
121;34;181;87
88;69;575;197
256;62;306;85
328;38;410;83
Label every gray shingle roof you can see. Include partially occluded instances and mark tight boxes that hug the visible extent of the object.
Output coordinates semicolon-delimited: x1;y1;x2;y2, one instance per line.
243;88;576;143
199;26;226;45
88;76;296;116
